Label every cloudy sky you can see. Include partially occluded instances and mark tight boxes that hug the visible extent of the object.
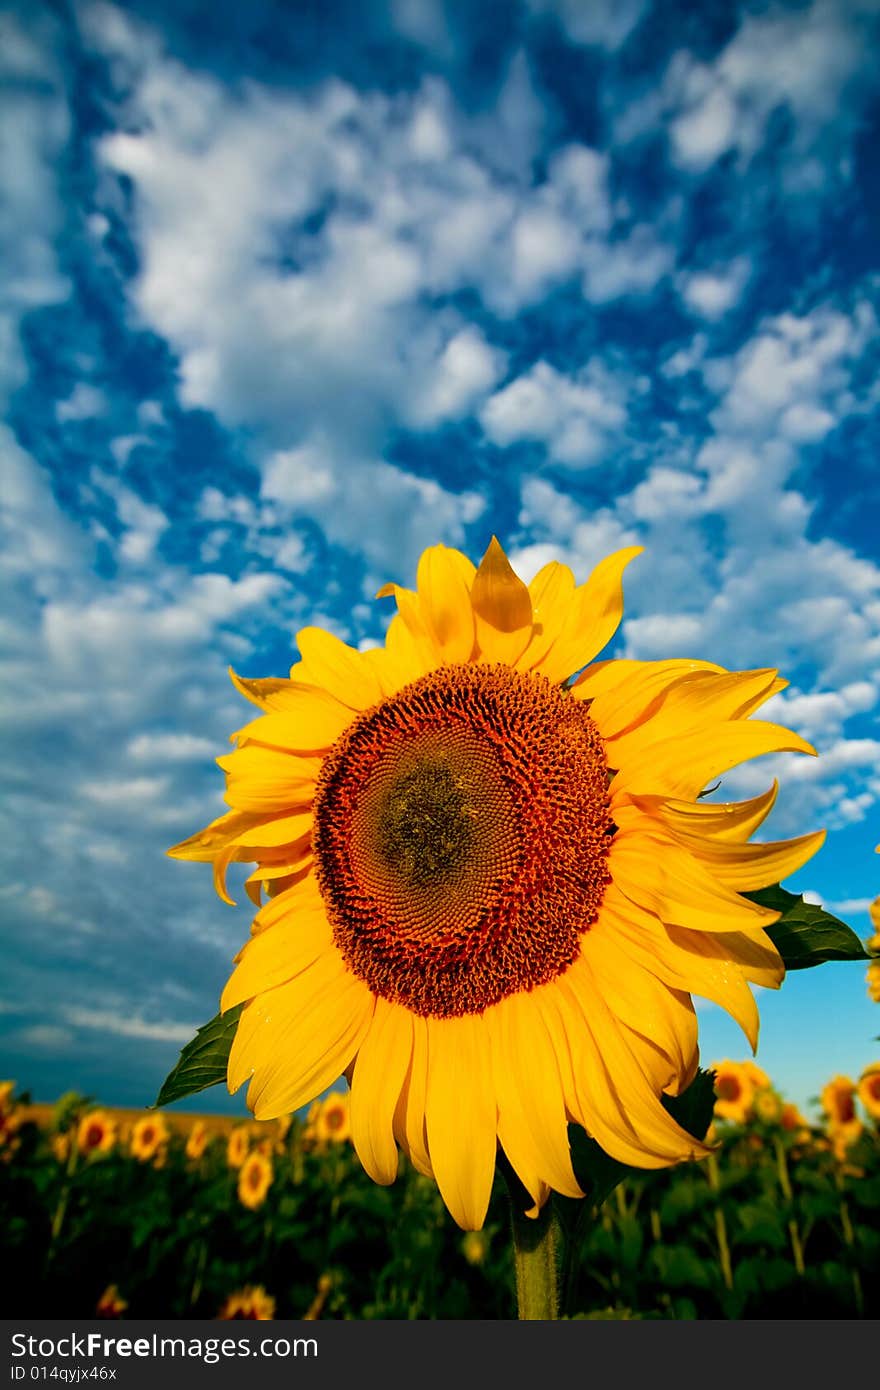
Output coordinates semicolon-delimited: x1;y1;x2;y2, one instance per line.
2;0;879;1121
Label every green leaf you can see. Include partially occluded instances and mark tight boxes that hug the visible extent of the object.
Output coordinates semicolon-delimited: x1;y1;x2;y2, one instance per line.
743;885;870;969
662;1067;716;1142
565;1067;716;1212
154;1004;243;1108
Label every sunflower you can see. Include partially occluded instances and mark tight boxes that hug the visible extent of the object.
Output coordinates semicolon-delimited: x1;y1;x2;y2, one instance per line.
314;1091;352;1146
857;1063;880;1121
77;1109;117;1157
130;1113;169;1163
867;960;880;1004
170;538;823;1230
780;1101;810;1138
0;1082;22;1157
752;1087;782;1124
829;1118;864;1163
821;1075;857;1127
742;1061;771;1091
51;1132;70;1164
237;1149;273;1209
96;1285;128;1318
185;1120;210;1161
710;1060;755;1125
217;1286;276;1320
227;1125;251;1168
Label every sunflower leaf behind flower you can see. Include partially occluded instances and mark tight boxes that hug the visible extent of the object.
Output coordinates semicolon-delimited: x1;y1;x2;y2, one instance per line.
160;537;863;1232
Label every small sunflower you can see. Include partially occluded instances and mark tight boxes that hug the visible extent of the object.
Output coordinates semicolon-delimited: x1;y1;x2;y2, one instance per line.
185;1120;210;1161
51;1132;70;1164
780;1102;811;1141
227;1125;251;1168
96;1285;128;1318
821;1075;858;1127
742;1061;771;1091
238;1149;273;1209
77;1109;117;1157
171;538;824;1229
867;960;880;1004
314;1091;351;1145
130;1113;169;1163
857;1063;880;1121
829;1118;864;1163
217;1285;276;1320
711;1060;755;1124
752;1088;782;1124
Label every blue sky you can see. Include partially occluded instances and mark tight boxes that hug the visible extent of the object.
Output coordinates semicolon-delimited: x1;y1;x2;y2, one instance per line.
2;0;879;1124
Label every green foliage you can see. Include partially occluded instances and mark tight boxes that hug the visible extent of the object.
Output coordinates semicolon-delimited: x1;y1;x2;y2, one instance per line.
1;1100;878;1319
745;885;869;969
155;1005;244;1108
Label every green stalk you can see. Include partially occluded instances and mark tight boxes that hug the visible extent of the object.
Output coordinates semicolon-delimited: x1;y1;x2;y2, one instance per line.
499;1153;561;1319
773;1136;806;1277
706;1152;734;1292
509;1197;561;1320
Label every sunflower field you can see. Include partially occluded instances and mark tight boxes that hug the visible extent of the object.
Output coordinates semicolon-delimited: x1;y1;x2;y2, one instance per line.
2;1068;878;1321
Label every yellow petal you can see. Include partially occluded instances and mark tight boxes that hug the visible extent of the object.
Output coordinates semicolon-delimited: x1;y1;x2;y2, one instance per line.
290;627;384;710
610;720;816;800
234;689;352;753
576;659;724;739
582;928;699;1089
361;621;426;696
675;827;826;891
607;669;783;766
250;873;326;936
534;546;644;683
517;561;577;671
229;812;313;849
221;910;334;1011
542;978;672;1173
218;745;320;814
487;991;583;1201
470;536;533;665
624;783;780;844
167;809;264;862
376;584;441;668
424;1014;496;1230
229;954;374;1119
392;1013;433;1178
563;958;710;1165
609;829;781;932
350;1000;413;1185
229;669;316;712
416;545;476;662
599;888;762;1051
699;927;785;989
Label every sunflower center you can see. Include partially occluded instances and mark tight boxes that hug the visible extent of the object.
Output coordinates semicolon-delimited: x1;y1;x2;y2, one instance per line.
312;663;611;1018
376;758;476;885
717;1076;741;1102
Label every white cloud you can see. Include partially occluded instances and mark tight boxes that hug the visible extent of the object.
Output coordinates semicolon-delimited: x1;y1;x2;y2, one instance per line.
525;0;647;51
127;733;219;762
0;9;69;404
406;326;506;428
481;359;628;466
708;300;877;440
619;0;879;189
679;258;751;321
56;383;108;422
64;1007;195;1044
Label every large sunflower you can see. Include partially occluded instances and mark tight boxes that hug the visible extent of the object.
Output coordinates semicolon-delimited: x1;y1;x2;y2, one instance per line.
170;538;823;1230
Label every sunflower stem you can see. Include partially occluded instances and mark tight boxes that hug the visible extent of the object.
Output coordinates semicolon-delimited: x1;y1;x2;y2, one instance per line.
509;1198;561;1320
498;1154;562;1318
